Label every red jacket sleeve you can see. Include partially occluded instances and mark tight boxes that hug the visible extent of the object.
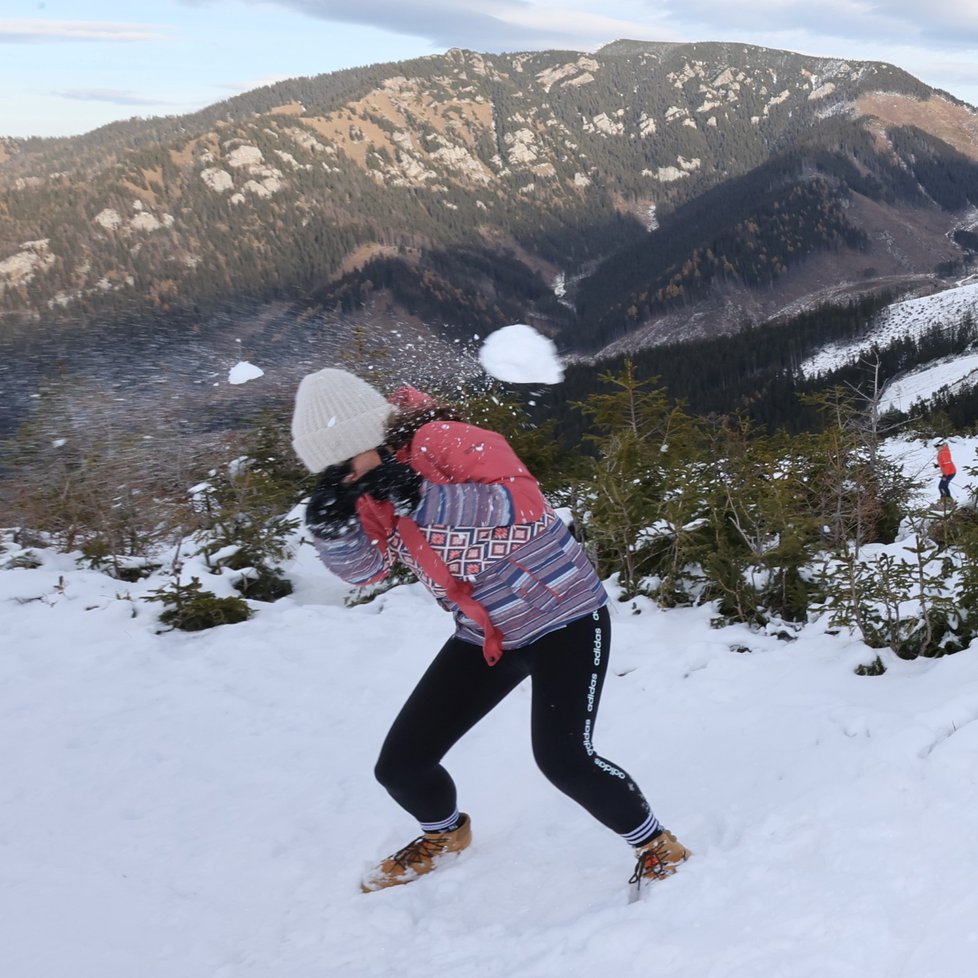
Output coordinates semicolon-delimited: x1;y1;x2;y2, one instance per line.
405;421;546;523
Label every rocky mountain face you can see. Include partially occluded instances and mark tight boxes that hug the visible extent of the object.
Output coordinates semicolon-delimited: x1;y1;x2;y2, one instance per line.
2;39;978;435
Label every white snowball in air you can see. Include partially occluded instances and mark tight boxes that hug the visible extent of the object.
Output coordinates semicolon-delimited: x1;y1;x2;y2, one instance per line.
478;324;564;384
228;362;264;385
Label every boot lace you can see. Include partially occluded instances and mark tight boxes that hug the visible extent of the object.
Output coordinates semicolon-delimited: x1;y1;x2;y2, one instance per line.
628;840;670;888
391;835;446;870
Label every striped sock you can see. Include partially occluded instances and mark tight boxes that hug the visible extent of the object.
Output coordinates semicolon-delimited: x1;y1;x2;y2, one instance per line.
622;812;663;848
420;809;462;834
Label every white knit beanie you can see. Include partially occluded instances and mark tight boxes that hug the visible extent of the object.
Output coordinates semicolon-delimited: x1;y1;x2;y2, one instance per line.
291;368;394;473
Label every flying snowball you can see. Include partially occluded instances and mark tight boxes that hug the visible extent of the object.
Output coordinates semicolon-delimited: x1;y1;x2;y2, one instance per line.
228;361;264;385
478;324;564;384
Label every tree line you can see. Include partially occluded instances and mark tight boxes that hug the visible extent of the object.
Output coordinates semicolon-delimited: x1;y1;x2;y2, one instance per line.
4;357;977;663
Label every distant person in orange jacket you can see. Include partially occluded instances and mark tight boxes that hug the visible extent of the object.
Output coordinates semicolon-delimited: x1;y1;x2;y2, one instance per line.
934;440;956;499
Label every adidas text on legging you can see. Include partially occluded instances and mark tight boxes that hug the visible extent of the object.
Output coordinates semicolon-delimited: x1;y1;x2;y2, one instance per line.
373;605;661;846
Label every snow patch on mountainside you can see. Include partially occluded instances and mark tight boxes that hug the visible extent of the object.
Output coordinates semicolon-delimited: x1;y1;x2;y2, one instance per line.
880;353;978;414
800;280;978;378
0;239;54;290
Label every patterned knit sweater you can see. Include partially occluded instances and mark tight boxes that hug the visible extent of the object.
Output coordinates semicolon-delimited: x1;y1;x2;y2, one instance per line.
312;420;607;655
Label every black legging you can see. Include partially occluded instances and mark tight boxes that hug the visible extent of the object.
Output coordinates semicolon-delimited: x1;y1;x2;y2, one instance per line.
374;605;656;838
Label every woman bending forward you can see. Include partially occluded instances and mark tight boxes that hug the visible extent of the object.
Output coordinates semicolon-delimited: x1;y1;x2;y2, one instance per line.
291;368;690;894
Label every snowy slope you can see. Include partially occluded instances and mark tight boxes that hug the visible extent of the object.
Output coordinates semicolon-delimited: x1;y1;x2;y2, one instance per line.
879;352;978;415
800;278;978;380
4;441;978;978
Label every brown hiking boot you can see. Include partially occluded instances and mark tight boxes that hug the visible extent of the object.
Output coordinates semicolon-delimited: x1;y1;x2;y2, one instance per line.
629;830;690;893
361;814;472;892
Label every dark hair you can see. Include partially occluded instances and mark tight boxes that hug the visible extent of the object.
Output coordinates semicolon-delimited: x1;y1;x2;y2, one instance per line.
385;404;460;450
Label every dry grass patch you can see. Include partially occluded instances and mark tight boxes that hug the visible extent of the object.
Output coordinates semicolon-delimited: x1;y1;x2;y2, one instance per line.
269;101;304;117
856;94;978;160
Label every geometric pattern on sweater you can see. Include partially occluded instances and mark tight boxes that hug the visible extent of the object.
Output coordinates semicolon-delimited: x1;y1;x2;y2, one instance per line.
313;485;608;651
403;509;554;580
452;513;607;650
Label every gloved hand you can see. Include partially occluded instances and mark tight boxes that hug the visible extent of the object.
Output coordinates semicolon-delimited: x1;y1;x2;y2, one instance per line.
305;461;363;540
358;447;423;516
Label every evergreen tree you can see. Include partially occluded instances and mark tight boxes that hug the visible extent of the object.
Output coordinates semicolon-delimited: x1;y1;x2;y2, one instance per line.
574;361;700;597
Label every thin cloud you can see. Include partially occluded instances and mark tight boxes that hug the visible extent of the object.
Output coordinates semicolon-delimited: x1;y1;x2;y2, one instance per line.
913;60;978;86
186;0;666;51
0;20;172;43
649;1;978;50
53;88;176;107
210;1;978;53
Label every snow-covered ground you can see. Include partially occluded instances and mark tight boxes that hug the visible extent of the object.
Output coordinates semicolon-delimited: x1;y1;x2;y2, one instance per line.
4;437;978;978
879;352;978;415
800;279;978;379
883;433;976;504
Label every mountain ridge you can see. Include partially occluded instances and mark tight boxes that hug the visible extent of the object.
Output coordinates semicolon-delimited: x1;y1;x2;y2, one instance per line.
2;39;978;437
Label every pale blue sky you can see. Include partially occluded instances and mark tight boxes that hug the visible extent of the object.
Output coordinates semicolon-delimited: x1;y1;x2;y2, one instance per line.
3;0;978;138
